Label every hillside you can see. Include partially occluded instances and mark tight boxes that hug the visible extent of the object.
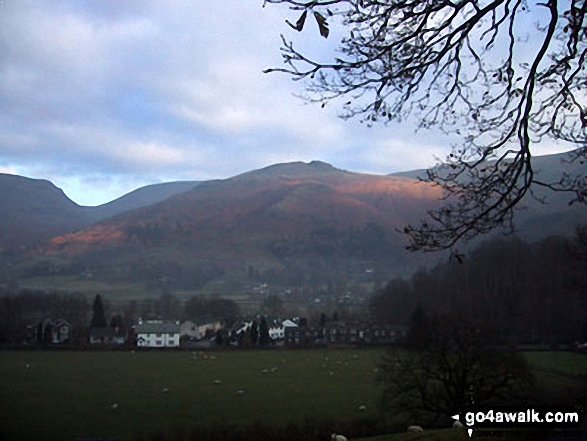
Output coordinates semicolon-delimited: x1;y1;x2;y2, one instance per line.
0;175;199;252
89;180;199;222
390;150;586;240
0;174;91;251
2;153;584;298
14;162;443;295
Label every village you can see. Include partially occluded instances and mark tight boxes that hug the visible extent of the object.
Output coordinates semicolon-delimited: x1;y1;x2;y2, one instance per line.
25;314;407;349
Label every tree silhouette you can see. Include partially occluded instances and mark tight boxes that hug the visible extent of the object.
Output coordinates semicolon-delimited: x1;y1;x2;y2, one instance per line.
265;0;587;249
379;315;533;425
90;294;107;329
406;303;431;350
259;317;271;346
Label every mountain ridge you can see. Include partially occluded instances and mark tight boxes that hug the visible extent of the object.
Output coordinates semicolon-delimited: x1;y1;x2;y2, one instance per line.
1;153;584;298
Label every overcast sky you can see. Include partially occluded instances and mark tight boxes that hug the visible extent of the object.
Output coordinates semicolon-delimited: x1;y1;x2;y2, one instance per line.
0;1;572;206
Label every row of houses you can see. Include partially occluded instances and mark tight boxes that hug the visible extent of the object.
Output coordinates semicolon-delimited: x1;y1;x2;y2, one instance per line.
24;317;407;348
284;323;407;346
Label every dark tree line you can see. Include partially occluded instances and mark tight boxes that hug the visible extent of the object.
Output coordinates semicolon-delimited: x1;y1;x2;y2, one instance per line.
0;289;89;344
371;230;587;344
0;289;243;345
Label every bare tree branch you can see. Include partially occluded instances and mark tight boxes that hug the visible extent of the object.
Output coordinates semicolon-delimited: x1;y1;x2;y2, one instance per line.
265;0;587;250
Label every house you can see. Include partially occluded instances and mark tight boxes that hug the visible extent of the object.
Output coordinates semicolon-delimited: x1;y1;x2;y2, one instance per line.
284;323;408;347
26;318;71;344
268;319;298;341
180;319;224;341
180;320;199;340
135;320;180;348
197;318;223;339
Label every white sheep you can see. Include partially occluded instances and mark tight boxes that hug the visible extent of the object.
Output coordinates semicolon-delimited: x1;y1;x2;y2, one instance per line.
213;380;222;385
407;425;424;433
358;405;367;412
162;387;169;393
452;420;465;429
331;434;347;441
111;403;118;409
235;390;245;396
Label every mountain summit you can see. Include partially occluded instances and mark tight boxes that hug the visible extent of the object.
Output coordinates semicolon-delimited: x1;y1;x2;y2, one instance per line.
2;153;583;296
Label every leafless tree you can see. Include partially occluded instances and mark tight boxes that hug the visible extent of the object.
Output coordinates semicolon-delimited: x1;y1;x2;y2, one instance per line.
378;315;533;424
264;0;587;250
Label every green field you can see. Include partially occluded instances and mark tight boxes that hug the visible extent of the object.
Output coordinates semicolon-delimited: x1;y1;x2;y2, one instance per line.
0;349;585;441
0;349;384;441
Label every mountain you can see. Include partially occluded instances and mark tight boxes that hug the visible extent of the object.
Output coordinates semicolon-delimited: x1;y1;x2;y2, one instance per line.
3;153;584;298
0;174;91;251
389;150;586;240
89;181;199;222
26;162;443;294
0;174;199;252
46;161;443;256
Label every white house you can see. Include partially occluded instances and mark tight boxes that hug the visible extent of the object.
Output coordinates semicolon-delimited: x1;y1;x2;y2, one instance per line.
196;319;223;339
180;320;199;339
136;320;180;348
269;319;298;341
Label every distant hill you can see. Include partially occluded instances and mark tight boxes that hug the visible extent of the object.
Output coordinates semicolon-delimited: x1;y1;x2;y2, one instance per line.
0;174;199;252
2;152;584;297
45;161;442;256
389;150;586;240
0;174;90;251
90;181;199;222
26;162;443;293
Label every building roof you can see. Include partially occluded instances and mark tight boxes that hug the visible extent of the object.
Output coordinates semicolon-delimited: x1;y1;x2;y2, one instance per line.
136;321;180;334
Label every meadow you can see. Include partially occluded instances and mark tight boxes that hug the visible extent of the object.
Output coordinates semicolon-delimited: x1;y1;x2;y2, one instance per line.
0;348;385;441
0;349;585;441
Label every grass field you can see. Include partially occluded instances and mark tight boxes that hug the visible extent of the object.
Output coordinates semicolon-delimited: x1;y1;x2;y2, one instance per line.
0;348;384;441
0;349;584;441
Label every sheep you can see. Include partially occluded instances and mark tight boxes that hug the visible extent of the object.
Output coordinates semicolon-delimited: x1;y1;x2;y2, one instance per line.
407;425;424;433
358;405;367;412
270;367;278;373
452;420;465;429
162;387;169;394
111;403;119;409
213;380;222;385
331;434;347;441
235;390;245;396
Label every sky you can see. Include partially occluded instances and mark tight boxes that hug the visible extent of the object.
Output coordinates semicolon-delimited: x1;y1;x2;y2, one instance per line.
0;1;573;206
